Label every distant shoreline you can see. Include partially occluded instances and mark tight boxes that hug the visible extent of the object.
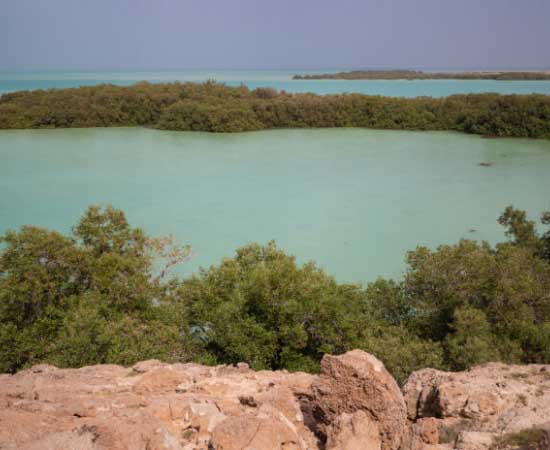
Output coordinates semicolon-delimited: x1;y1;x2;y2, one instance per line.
293;70;550;81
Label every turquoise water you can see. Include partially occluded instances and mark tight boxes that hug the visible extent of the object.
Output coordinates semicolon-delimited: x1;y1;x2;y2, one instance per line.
2;70;550;97
1;128;549;283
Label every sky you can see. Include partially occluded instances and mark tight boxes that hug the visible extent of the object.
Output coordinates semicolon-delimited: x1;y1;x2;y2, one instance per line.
1;0;550;72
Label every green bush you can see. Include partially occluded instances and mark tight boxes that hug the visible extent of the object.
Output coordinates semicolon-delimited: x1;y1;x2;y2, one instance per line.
0;205;192;372
444;306;501;370
175;241;372;372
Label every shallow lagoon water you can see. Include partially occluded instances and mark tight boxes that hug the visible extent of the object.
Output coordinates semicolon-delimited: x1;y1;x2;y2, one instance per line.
1;128;549;283
2;69;550;97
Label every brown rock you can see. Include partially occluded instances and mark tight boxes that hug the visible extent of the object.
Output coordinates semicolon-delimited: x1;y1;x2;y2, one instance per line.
131;359;167;373
210;415;304;450
414;418;439;445
455;431;495;450
0;356;319;450
16;427;101;450
402;362;550;450
402;368;447;420
326;410;381;450
312;350;407;450
3;351;547;450
133;367;185;394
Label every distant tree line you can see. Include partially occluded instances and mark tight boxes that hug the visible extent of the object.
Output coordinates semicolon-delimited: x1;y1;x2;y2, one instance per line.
1;204;549;384
1;81;550;138
293;70;550;80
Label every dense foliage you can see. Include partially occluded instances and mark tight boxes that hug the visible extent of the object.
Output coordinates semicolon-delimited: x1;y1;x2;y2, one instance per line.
293;70;550;80
0;206;195;372
1;82;550;138
1;205;549;383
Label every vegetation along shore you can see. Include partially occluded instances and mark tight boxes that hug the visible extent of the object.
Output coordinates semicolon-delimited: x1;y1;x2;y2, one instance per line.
293;69;550;80
1;81;550;138
1;205;549;384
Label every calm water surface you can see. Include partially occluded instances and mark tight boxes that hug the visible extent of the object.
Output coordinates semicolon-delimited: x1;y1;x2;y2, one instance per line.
2;70;550;97
1;128;549;283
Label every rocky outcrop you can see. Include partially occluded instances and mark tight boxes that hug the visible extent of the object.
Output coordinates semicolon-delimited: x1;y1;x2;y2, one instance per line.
402;363;550;450
0;360;315;450
310;350;407;450
0;351;403;450
0;353;548;450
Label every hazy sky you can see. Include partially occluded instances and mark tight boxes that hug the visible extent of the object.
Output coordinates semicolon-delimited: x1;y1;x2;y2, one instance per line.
2;0;550;71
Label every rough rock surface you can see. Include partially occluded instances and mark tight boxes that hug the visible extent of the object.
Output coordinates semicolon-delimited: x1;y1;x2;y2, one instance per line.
0;353;549;450
402;363;550;450
0;360;318;450
311;350;407;450
0;351;403;450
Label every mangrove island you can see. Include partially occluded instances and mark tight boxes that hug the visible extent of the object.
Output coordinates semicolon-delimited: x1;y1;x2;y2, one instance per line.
1;81;550;138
